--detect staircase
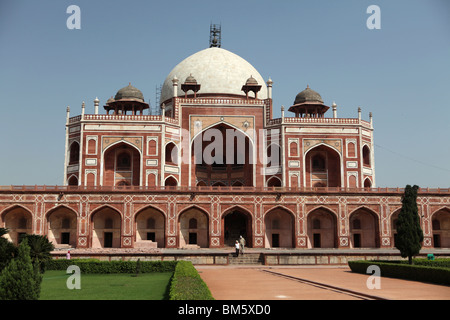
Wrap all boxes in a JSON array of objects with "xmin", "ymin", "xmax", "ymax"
[{"xmin": 228, "ymin": 253, "xmax": 263, "ymax": 265}]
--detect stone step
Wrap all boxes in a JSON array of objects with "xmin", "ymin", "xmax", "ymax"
[{"xmin": 228, "ymin": 253, "xmax": 263, "ymax": 265}]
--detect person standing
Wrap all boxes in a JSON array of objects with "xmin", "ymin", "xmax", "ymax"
[
  {"xmin": 234, "ymin": 240, "xmax": 240, "ymax": 257},
  {"xmin": 239, "ymin": 235, "xmax": 246, "ymax": 255}
]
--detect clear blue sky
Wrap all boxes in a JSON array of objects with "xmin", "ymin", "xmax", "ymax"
[{"xmin": 0, "ymin": 0, "xmax": 449, "ymax": 187}]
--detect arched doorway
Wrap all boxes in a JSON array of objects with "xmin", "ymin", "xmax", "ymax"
[
  {"xmin": 90, "ymin": 206, "xmax": 122, "ymax": 248},
  {"xmin": 46, "ymin": 206, "xmax": 78, "ymax": 248},
  {"xmin": 264, "ymin": 208, "xmax": 294, "ymax": 248},
  {"xmin": 1, "ymin": 206, "xmax": 33, "ymax": 244},
  {"xmin": 135, "ymin": 207, "xmax": 165, "ymax": 248},
  {"xmin": 391, "ymin": 210, "xmax": 400, "ymax": 247},
  {"xmin": 431, "ymin": 209, "xmax": 450, "ymax": 248},
  {"xmin": 178, "ymin": 207, "xmax": 209, "ymax": 248},
  {"xmin": 349, "ymin": 208, "xmax": 380, "ymax": 248},
  {"xmin": 307, "ymin": 208, "xmax": 337, "ymax": 248},
  {"xmin": 222, "ymin": 208, "xmax": 252, "ymax": 248}
]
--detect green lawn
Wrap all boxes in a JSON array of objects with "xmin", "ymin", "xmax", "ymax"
[{"xmin": 40, "ymin": 270, "xmax": 173, "ymax": 300}]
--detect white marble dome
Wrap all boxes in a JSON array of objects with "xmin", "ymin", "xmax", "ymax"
[{"xmin": 160, "ymin": 47, "xmax": 268, "ymax": 104}]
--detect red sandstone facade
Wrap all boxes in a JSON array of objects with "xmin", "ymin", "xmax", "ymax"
[{"xmin": 1, "ymin": 46, "xmax": 449, "ymax": 250}]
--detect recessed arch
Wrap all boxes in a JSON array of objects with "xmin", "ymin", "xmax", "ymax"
[
  {"xmin": 178, "ymin": 206, "xmax": 209, "ymax": 248},
  {"xmin": 1, "ymin": 205, "xmax": 33, "ymax": 244},
  {"xmin": 190, "ymin": 122, "xmax": 255, "ymax": 187},
  {"xmin": 134, "ymin": 205, "xmax": 166, "ymax": 248},
  {"xmin": 266, "ymin": 176, "xmax": 282, "ymax": 187},
  {"xmin": 264, "ymin": 206, "xmax": 295, "ymax": 248},
  {"xmin": 348, "ymin": 207, "xmax": 380, "ymax": 248},
  {"xmin": 102, "ymin": 140, "xmax": 142, "ymax": 187},
  {"xmin": 90, "ymin": 205, "xmax": 122, "ymax": 248},
  {"xmin": 222, "ymin": 205, "xmax": 253, "ymax": 248},
  {"xmin": 164, "ymin": 175, "xmax": 178, "ymax": 187},
  {"xmin": 430, "ymin": 207, "xmax": 450, "ymax": 248},
  {"xmin": 306, "ymin": 206, "xmax": 338, "ymax": 248},
  {"xmin": 45, "ymin": 205, "xmax": 78, "ymax": 248},
  {"xmin": 304, "ymin": 144, "xmax": 342, "ymax": 188}
]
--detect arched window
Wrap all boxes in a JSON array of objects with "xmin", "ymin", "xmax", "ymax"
[
  {"xmin": 189, "ymin": 218, "xmax": 197, "ymax": 229},
  {"xmin": 267, "ymin": 144, "xmax": 281, "ymax": 167},
  {"xmin": 68, "ymin": 176, "xmax": 78, "ymax": 186},
  {"xmin": 69, "ymin": 142, "xmax": 80, "ymax": 165},
  {"xmin": 267, "ymin": 177, "xmax": 282, "ymax": 187},
  {"xmin": 363, "ymin": 146, "xmax": 371, "ymax": 167},
  {"xmin": 165, "ymin": 176, "xmax": 178, "ymax": 187},
  {"xmin": 347, "ymin": 142, "xmax": 356, "ymax": 158},
  {"xmin": 165, "ymin": 143, "xmax": 178, "ymax": 165}
]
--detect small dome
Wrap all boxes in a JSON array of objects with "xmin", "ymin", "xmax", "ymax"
[
  {"xmin": 114, "ymin": 83, "xmax": 144, "ymax": 102},
  {"xmin": 245, "ymin": 76, "xmax": 258, "ymax": 86},
  {"xmin": 184, "ymin": 74, "xmax": 197, "ymax": 84},
  {"xmin": 293, "ymin": 85, "xmax": 324, "ymax": 105},
  {"xmin": 106, "ymin": 96, "xmax": 115, "ymax": 104}
]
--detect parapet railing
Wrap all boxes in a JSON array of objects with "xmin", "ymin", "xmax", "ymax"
[{"xmin": 1, "ymin": 185, "xmax": 449, "ymax": 194}]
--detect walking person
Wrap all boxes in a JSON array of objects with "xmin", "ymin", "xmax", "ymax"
[
  {"xmin": 234, "ymin": 240, "xmax": 240, "ymax": 257},
  {"xmin": 239, "ymin": 235, "xmax": 246, "ymax": 255}
]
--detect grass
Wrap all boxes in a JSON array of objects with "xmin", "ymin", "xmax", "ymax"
[{"xmin": 40, "ymin": 270, "xmax": 173, "ymax": 300}]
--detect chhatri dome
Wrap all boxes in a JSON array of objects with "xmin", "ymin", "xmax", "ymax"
[{"xmin": 160, "ymin": 47, "xmax": 268, "ymax": 104}]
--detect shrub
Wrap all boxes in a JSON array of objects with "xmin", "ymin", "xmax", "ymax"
[
  {"xmin": 46, "ymin": 259, "xmax": 177, "ymax": 274},
  {"xmin": 169, "ymin": 260, "xmax": 214, "ymax": 300},
  {"xmin": 0, "ymin": 240, "xmax": 42, "ymax": 300},
  {"xmin": 348, "ymin": 260, "xmax": 450, "ymax": 286}
]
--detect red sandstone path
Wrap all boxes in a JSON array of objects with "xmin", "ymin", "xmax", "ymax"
[{"xmin": 195, "ymin": 266, "xmax": 450, "ymax": 300}]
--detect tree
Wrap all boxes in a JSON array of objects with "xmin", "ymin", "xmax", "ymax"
[
  {"xmin": 0, "ymin": 228, "xmax": 16, "ymax": 272},
  {"xmin": 23, "ymin": 234, "xmax": 55, "ymax": 273},
  {"xmin": 0, "ymin": 240, "xmax": 42, "ymax": 300},
  {"xmin": 395, "ymin": 185, "xmax": 424, "ymax": 264}
]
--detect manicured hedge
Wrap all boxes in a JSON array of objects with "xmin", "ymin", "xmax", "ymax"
[
  {"xmin": 348, "ymin": 259, "xmax": 450, "ymax": 286},
  {"xmin": 169, "ymin": 260, "xmax": 214, "ymax": 300},
  {"xmin": 46, "ymin": 258, "xmax": 177, "ymax": 274}
]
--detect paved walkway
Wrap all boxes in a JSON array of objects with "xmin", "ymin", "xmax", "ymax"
[{"xmin": 196, "ymin": 266, "xmax": 450, "ymax": 300}]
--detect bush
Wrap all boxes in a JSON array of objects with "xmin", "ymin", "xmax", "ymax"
[
  {"xmin": 0, "ymin": 241, "xmax": 42, "ymax": 300},
  {"xmin": 169, "ymin": 260, "xmax": 214, "ymax": 300},
  {"xmin": 348, "ymin": 260, "xmax": 450, "ymax": 286},
  {"xmin": 46, "ymin": 259, "xmax": 177, "ymax": 274}
]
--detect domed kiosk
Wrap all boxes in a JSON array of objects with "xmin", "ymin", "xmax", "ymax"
[{"xmin": 104, "ymin": 83, "xmax": 149, "ymax": 115}]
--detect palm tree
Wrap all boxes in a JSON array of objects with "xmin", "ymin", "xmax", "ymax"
[{"xmin": 23, "ymin": 234, "xmax": 55, "ymax": 272}]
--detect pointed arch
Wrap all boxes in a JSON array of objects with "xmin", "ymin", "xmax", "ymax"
[
  {"xmin": 348, "ymin": 207, "xmax": 380, "ymax": 248},
  {"xmin": 306, "ymin": 206, "xmax": 338, "ymax": 248},
  {"xmin": 178, "ymin": 205, "xmax": 210, "ymax": 248},
  {"xmin": 222, "ymin": 205, "xmax": 253, "ymax": 248},
  {"xmin": 90, "ymin": 205, "xmax": 122, "ymax": 248},
  {"xmin": 264, "ymin": 206, "xmax": 295, "ymax": 248},
  {"xmin": 45, "ymin": 205, "xmax": 78, "ymax": 248},
  {"xmin": 1, "ymin": 205, "xmax": 33, "ymax": 244},
  {"xmin": 134, "ymin": 205, "xmax": 166, "ymax": 248},
  {"xmin": 304, "ymin": 144, "xmax": 342, "ymax": 188}
]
